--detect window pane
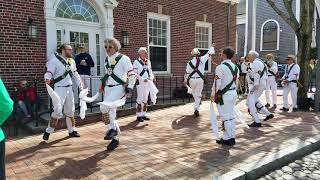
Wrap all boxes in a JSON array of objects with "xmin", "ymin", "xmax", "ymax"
[
  {"xmin": 262, "ymin": 21, "xmax": 278, "ymax": 50},
  {"xmin": 56, "ymin": 0, "xmax": 99, "ymax": 23},
  {"xmin": 150, "ymin": 46, "xmax": 167, "ymax": 71}
]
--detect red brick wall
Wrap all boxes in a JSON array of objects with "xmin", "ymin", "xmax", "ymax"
[
  {"xmin": 114, "ymin": 0, "xmax": 237, "ymax": 76},
  {"xmin": 0, "ymin": 0, "xmax": 47, "ymax": 96}
]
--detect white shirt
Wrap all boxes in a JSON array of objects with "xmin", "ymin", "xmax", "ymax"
[
  {"xmin": 214, "ymin": 59, "xmax": 238, "ymax": 92},
  {"xmin": 248, "ymin": 58, "xmax": 268, "ymax": 86},
  {"xmin": 44, "ymin": 54, "xmax": 81, "ymax": 87},
  {"xmin": 266, "ymin": 61, "xmax": 278, "ymax": 77},
  {"xmin": 282, "ymin": 63, "xmax": 300, "ymax": 81},
  {"xmin": 104, "ymin": 52, "xmax": 135, "ymax": 89},
  {"xmin": 241, "ymin": 62, "xmax": 250, "ymax": 74},
  {"xmin": 133, "ymin": 58, "xmax": 154, "ymax": 82},
  {"xmin": 185, "ymin": 47, "xmax": 215, "ymax": 78}
]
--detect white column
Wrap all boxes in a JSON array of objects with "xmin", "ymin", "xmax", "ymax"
[
  {"xmin": 244, "ymin": 0, "xmax": 249, "ymax": 55},
  {"xmin": 251, "ymin": 0, "xmax": 257, "ymax": 51},
  {"xmin": 45, "ymin": 2, "xmax": 57, "ymax": 59}
]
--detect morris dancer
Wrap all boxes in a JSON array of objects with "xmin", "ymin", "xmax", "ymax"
[
  {"xmin": 99, "ymin": 38, "xmax": 136, "ymax": 151},
  {"xmin": 246, "ymin": 50, "xmax": 274, "ymax": 127},
  {"xmin": 212, "ymin": 47, "xmax": 238, "ymax": 146},
  {"xmin": 133, "ymin": 47, "xmax": 157, "ymax": 122},
  {"xmin": 184, "ymin": 43, "xmax": 215, "ymax": 116},
  {"xmin": 280, "ymin": 55, "xmax": 300, "ymax": 112},
  {"xmin": 43, "ymin": 43, "xmax": 83, "ymax": 141}
]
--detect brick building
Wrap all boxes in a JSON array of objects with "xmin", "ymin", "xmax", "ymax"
[{"xmin": 0, "ymin": 0, "xmax": 237, "ymax": 98}]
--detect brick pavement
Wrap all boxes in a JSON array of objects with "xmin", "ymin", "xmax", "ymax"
[{"xmin": 5, "ymin": 93, "xmax": 320, "ymax": 179}]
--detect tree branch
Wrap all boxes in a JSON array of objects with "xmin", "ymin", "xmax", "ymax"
[
  {"xmin": 283, "ymin": 0, "xmax": 300, "ymax": 30},
  {"xmin": 266, "ymin": 0, "xmax": 300, "ymax": 32}
]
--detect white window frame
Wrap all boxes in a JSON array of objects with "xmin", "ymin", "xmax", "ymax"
[
  {"xmin": 195, "ymin": 21, "xmax": 213, "ymax": 72},
  {"xmin": 147, "ymin": 12, "xmax": 171, "ymax": 74},
  {"xmin": 260, "ymin": 19, "xmax": 280, "ymax": 51}
]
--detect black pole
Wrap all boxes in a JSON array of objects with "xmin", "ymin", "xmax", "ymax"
[
  {"xmin": 227, "ymin": 0, "xmax": 231, "ymax": 46},
  {"xmin": 315, "ymin": 16, "xmax": 320, "ymax": 112}
]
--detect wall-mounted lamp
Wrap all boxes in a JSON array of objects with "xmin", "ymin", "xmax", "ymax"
[
  {"xmin": 121, "ymin": 30, "xmax": 130, "ymax": 46},
  {"xmin": 28, "ymin": 17, "xmax": 38, "ymax": 39}
]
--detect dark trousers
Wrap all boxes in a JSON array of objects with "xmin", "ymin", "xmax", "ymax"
[{"xmin": 0, "ymin": 139, "xmax": 5, "ymax": 180}]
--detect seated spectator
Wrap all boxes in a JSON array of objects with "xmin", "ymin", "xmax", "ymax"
[{"xmin": 13, "ymin": 79, "xmax": 38, "ymax": 122}]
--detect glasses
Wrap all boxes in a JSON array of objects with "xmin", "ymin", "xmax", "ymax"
[{"xmin": 105, "ymin": 46, "xmax": 114, "ymax": 49}]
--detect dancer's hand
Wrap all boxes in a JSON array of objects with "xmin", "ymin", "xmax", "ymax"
[{"xmin": 45, "ymin": 79, "xmax": 52, "ymax": 85}]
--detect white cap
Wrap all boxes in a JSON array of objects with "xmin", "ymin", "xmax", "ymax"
[
  {"xmin": 138, "ymin": 47, "xmax": 147, "ymax": 53},
  {"xmin": 191, "ymin": 48, "xmax": 200, "ymax": 56}
]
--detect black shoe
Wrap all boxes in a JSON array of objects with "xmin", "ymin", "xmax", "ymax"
[
  {"xmin": 265, "ymin": 103, "xmax": 271, "ymax": 108},
  {"xmin": 264, "ymin": 114, "xmax": 274, "ymax": 121},
  {"xmin": 248, "ymin": 122, "xmax": 262, "ymax": 127},
  {"xmin": 142, "ymin": 116, "xmax": 150, "ymax": 121},
  {"xmin": 280, "ymin": 107, "xmax": 289, "ymax": 111},
  {"xmin": 107, "ymin": 139, "xmax": 119, "ymax": 151},
  {"xmin": 216, "ymin": 138, "xmax": 233, "ymax": 146},
  {"xmin": 292, "ymin": 108, "xmax": 298, "ymax": 112},
  {"xmin": 69, "ymin": 131, "xmax": 80, "ymax": 138},
  {"xmin": 43, "ymin": 132, "xmax": 50, "ymax": 141},
  {"xmin": 194, "ymin": 110, "xmax": 200, "ymax": 117},
  {"xmin": 136, "ymin": 117, "xmax": 144, "ymax": 122},
  {"xmin": 104, "ymin": 129, "xmax": 117, "ymax": 140},
  {"xmin": 272, "ymin": 105, "xmax": 277, "ymax": 109},
  {"xmin": 230, "ymin": 138, "xmax": 236, "ymax": 145}
]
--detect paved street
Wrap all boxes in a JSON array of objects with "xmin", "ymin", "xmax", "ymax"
[
  {"xmin": 5, "ymin": 93, "xmax": 320, "ymax": 179},
  {"xmin": 259, "ymin": 150, "xmax": 320, "ymax": 180}
]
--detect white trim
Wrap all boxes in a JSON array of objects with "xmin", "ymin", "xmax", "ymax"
[
  {"xmin": 260, "ymin": 19, "xmax": 280, "ymax": 51},
  {"xmin": 195, "ymin": 21, "xmax": 213, "ymax": 72},
  {"xmin": 251, "ymin": 0, "xmax": 257, "ymax": 51},
  {"xmin": 244, "ymin": 0, "xmax": 248, "ymax": 56},
  {"xmin": 147, "ymin": 12, "xmax": 171, "ymax": 74}
]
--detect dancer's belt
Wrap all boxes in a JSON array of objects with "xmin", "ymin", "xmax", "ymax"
[
  {"xmin": 106, "ymin": 84, "xmax": 122, "ymax": 87},
  {"xmin": 56, "ymin": 84, "xmax": 72, "ymax": 87},
  {"xmin": 223, "ymin": 118, "xmax": 235, "ymax": 122},
  {"xmin": 190, "ymin": 77, "xmax": 201, "ymax": 79},
  {"xmin": 289, "ymin": 80, "xmax": 297, "ymax": 83}
]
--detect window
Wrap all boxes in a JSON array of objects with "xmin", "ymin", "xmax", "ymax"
[
  {"xmin": 96, "ymin": 34, "xmax": 101, "ymax": 76},
  {"xmin": 148, "ymin": 13, "xmax": 170, "ymax": 73},
  {"xmin": 195, "ymin": 21, "xmax": 212, "ymax": 72},
  {"xmin": 261, "ymin": 20, "xmax": 280, "ymax": 51},
  {"xmin": 56, "ymin": 30, "xmax": 62, "ymax": 47},
  {"xmin": 56, "ymin": 0, "xmax": 99, "ymax": 23}
]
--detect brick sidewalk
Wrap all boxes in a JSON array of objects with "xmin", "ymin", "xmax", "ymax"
[{"xmin": 5, "ymin": 94, "xmax": 320, "ymax": 179}]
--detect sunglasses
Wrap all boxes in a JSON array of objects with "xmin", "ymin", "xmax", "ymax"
[{"xmin": 105, "ymin": 46, "xmax": 114, "ymax": 49}]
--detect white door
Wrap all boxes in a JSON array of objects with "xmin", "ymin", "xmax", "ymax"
[{"xmin": 56, "ymin": 24, "xmax": 104, "ymax": 103}]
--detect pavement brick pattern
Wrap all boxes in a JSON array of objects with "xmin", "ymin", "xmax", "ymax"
[
  {"xmin": 5, "ymin": 93, "xmax": 320, "ymax": 179},
  {"xmin": 259, "ymin": 150, "xmax": 320, "ymax": 180}
]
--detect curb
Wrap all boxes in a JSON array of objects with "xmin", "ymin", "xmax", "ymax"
[{"xmin": 216, "ymin": 134, "xmax": 320, "ymax": 180}]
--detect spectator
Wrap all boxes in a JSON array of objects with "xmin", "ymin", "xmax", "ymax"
[
  {"xmin": 0, "ymin": 78, "xmax": 14, "ymax": 179},
  {"xmin": 75, "ymin": 46, "xmax": 94, "ymax": 89},
  {"xmin": 15, "ymin": 80, "xmax": 32, "ymax": 119},
  {"xmin": 308, "ymin": 59, "xmax": 316, "ymax": 92},
  {"xmin": 238, "ymin": 57, "xmax": 246, "ymax": 94}
]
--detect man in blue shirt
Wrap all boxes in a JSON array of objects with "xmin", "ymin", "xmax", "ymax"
[{"xmin": 75, "ymin": 46, "xmax": 94, "ymax": 89}]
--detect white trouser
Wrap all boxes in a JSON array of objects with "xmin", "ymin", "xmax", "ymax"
[
  {"xmin": 46, "ymin": 86, "xmax": 76, "ymax": 134},
  {"xmin": 265, "ymin": 76, "xmax": 277, "ymax": 105},
  {"xmin": 136, "ymin": 82, "xmax": 150, "ymax": 117},
  {"xmin": 80, "ymin": 75, "xmax": 90, "ymax": 90},
  {"xmin": 283, "ymin": 82, "xmax": 298, "ymax": 109},
  {"xmin": 189, "ymin": 78, "xmax": 204, "ymax": 111},
  {"xmin": 100, "ymin": 85, "xmax": 125, "ymax": 134},
  {"xmin": 247, "ymin": 81, "xmax": 271, "ymax": 123},
  {"xmin": 218, "ymin": 90, "xmax": 237, "ymax": 140}
]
